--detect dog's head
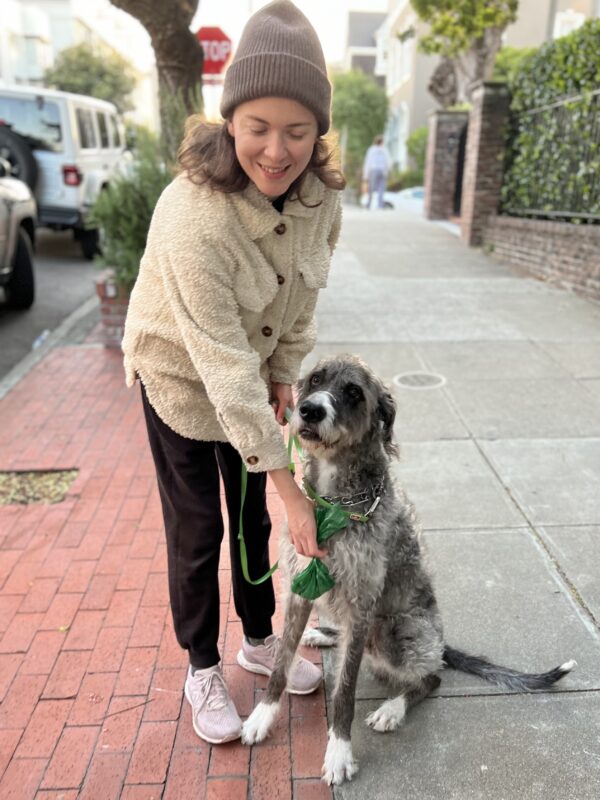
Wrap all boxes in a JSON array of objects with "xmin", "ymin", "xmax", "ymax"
[{"xmin": 291, "ymin": 355, "xmax": 398, "ymax": 459}]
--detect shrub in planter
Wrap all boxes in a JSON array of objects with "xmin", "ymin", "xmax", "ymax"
[{"xmin": 89, "ymin": 136, "xmax": 173, "ymax": 346}]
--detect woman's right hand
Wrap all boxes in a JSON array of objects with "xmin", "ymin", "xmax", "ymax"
[
  {"xmin": 269, "ymin": 467, "xmax": 327, "ymax": 559},
  {"xmin": 285, "ymin": 492, "xmax": 327, "ymax": 559}
]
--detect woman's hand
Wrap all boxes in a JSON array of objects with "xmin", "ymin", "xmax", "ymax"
[
  {"xmin": 268, "ymin": 467, "xmax": 327, "ymax": 559},
  {"xmin": 270, "ymin": 382, "xmax": 294, "ymax": 426},
  {"xmin": 286, "ymin": 492, "xmax": 327, "ymax": 559}
]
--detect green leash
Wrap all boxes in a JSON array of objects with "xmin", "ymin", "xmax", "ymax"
[{"xmin": 238, "ymin": 409, "xmax": 370, "ymax": 600}]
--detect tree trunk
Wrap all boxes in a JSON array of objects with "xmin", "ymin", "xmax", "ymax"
[
  {"xmin": 110, "ymin": 0, "xmax": 204, "ymax": 156},
  {"xmin": 454, "ymin": 26, "xmax": 504, "ymax": 102}
]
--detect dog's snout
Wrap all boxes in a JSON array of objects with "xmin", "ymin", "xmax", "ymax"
[{"xmin": 299, "ymin": 400, "xmax": 326, "ymax": 424}]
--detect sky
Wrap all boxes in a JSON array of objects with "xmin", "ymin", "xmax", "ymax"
[{"xmin": 191, "ymin": 0, "xmax": 388, "ymax": 66}]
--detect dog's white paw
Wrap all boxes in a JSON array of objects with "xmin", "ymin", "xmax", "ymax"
[
  {"xmin": 241, "ymin": 701, "xmax": 279, "ymax": 745},
  {"xmin": 301, "ymin": 627, "xmax": 337, "ymax": 648},
  {"xmin": 366, "ymin": 696, "xmax": 407, "ymax": 732},
  {"xmin": 321, "ymin": 733, "xmax": 358, "ymax": 785}
]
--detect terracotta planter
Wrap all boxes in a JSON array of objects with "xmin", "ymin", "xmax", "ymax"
[{"xmin": 95, "ymin": 268, "xmax": 133, "ymax": 348}]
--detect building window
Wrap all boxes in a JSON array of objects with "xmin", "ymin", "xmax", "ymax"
[{"xmin": 553, "ymin": 10, "xmax": 585, "ymax": 38}]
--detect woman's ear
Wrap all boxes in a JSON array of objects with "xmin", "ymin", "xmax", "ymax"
[
  {"xmin": 226, "ymin": 119, "xmax": 235, "ymax": 138},
  {"xmin": 377, "ymin": 384, "xmax": 398, "ymax": 458}
]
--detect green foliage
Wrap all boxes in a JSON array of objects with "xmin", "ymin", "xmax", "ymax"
[
  {"xmin": 502, "ymin": 20, "xmax": 600, "ymax": 221},
  {"xmin": 89, "ymin": 136, "xmax": 173, "ymax": 285},
  {"xmin": 493, "ymin": 46, "xmax": 537, "ymax": 84},
  {"xmin": 332, "ymin": 70, "xmax": 388, "ymax": 189},
  {"xmin": 412, "ymin": 0, "xmax": 518, "ymax": 57},
  {"xmin": 387, "ymin": 168, "xmax": 424, "ymax": 193},
  {"xmin": 44, "ymin": 44, "xmax": 136, "ymax": 113},
  {"xmin": 406, "ymin": 126, "xmax": 428, "ymax": 172}
]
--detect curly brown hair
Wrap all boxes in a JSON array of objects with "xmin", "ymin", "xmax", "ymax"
[{"xmin": 177, "ymin": 116, "xmax": 345, "ymax": 206}]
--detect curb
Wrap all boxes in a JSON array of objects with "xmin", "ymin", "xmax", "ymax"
[{"xmin": 0, "ymin": 294, "xmax": 100, "ymax": 402}]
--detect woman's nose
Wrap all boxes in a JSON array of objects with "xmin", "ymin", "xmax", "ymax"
[{"xmin": 263, "ymin": 133, "xmax": 287, "ymax": 162}]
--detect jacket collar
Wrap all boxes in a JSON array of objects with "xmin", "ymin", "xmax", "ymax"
[{"xmin": 231, "ymin": 172, "xmax": 325, "ymax": 241}]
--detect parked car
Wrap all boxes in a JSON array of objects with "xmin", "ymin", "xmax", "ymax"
[
  {"xmin": 0, "ymin": 85, "xmax": 129, "ymax": 259},
  {"xmin": 360, "ymin": 185, "xmax": 425, "ymax": 210},
  {"xmin": 0, "ymin": 160, "xmax": 37, "ymax": 309}
]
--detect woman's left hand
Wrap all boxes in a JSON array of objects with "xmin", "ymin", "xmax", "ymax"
[{"xmin": 270, "ymin": 382, "xmax": 294, "ymax": 426}]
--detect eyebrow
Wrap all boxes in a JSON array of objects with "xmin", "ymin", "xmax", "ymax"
[{"xmin": 244, "ymin": 115, "xmax": 313, "ymax": 129}]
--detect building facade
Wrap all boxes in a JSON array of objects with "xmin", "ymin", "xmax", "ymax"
[
  {"xmin": 0, "ymin": 0, "xmax": 159, "ymax": 130},
  {"xmin": 372, "ymin": 0, "xmax": 600, "ymax": 172}
]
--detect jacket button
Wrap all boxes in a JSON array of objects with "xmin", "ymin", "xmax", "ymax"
[
  {"xmin": 274, "ymin": 223, "xmax": 286, "ymax": 235},
  {"xmin": 247, "ymin": 455, "xmax": 259, "ymax": 465},
  {"xmin": 277, "ymin": 274, "xmax": 285, "ymax": 285},
  {"xmin": 261, "ymin": 326, "xmax": 273, "ymax": 337}
]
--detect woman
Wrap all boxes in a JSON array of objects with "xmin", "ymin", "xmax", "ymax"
[{"xmin": 122, "ymin": 0, "xmax": 344, "ymax": 744}]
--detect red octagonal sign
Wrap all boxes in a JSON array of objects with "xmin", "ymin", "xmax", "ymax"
[{"xmin": 196, "ymin": 26, "xmax": 232, "ymax": 75}]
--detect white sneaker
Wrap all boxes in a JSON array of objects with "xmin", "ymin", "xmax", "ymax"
[{"xmin": 184, "ymin": 664, "xmax": 242, "ymax": 744}]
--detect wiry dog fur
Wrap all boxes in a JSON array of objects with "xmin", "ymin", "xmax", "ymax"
[{"xmin": 242, "ymin": 355, "xmax": 576, "ymax": 785}]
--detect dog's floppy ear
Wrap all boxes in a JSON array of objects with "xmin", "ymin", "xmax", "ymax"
[{"xmin": 377, "ymin": 385, "xmax": 398, "ymax": 458}]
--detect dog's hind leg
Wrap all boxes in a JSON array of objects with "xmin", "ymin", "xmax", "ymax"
[
  {"xmin": 366, "ymin": 673, "xmax": 441, "ymax": 732},
  {"xmin": 322, "ymin": 618, "xmax": 369, "ymax": 785},
  {"xmin": 242, "ymin": 593, "xmax": 312, "ymax": 745}
]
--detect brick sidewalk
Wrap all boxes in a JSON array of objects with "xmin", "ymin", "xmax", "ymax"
[{"xmin": 0, "ymin": 345, "xmax": 331, "ymax": 800}]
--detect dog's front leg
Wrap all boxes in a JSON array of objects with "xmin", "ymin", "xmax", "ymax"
[
  {"xmin": 322, "ymin": 618, "xmax": 369, "ymax": 785},
  {"xmin": 242, "ymin": 592, "xmax": 312, "ymax": 745}
]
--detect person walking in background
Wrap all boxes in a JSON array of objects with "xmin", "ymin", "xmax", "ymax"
[
  {"xmin": 363, "ymin": 134, "xmax": 390, "ymax": 209},
  {"xmin": 122, "ymin": 0, "xmax": 344, "ymax": 746}
]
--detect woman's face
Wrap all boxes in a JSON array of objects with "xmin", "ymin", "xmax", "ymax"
[{"xmin": 227, "ymin": 97, "xmax": 318, "ymax": 197}]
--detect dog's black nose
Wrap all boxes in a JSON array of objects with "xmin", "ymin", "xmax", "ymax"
[{"xmin": 299, "ymin": 400, "xmax": 326, "ymax": 423}]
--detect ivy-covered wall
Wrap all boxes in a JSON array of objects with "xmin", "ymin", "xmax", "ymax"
[{"xmin": 501, "ymin": 20, "xmax": 600, "ymax": 222}]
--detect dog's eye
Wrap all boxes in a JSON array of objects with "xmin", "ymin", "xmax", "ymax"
[
  {"xmin": 345, "ymin": 384, "xmax": 363, "ymax": 401},
  {"xmin": 310, "ymin": 374, "xmax": 321, "ymax": 387}
]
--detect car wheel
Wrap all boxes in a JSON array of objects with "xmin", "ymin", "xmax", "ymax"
[
  {"xmin": 0, "ymin": 128, "xmax": 38, "ymax": 190},
  {"xmin": 5, "ymin": 229, "xmax": 35, "ymax": 310},
  {"xmin": 78, "ymin": 228, "xmax": 100, "ymax": 260}
]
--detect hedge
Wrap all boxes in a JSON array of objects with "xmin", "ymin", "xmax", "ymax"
[{"xmin": 501, "ymin": 19, "xmax": 600, "ymax": 221}]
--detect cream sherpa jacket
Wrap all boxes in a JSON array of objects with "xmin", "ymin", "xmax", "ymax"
[{"xmin": 122, "ymin": 171, "xmax": 342, "ymax": 473}]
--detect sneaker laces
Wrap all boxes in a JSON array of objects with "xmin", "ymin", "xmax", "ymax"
[
  {"xmin": 262, "ymin": 634, "xmax": 281, "ymax": 663},
  {"xmin": 188, "ymin": 669, "xmax": 230, "ymax": 712}
]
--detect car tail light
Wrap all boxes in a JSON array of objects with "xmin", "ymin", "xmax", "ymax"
[{"xmin": 62, "ymin": 165, "xmax": 83, "ymax": 186}]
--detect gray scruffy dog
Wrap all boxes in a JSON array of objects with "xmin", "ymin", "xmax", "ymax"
[{"xmin": 242, "ymin": 355, "xmax": 576, "ymax": 785}]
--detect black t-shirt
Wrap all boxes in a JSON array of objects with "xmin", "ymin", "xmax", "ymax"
[{"xmin": 272, "ymin": 192, "xmax": 287, "ymax": 213}]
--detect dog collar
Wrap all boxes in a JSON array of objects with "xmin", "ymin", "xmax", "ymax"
[{"xmin": 309, "ymin": 480, "xmax": 385, "ymax": 522}]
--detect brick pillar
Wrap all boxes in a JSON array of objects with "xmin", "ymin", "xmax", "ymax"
[
  {"xmin": 460, "ymin": 81, "xmax": 511, "ymax": 246},
  {"xmin": 424, "ymin": 110, "xmax": 469, "ymax": 220},
  {"xmin": 95, "ymin": 269, "xmax": 131, "ymax": 348}
]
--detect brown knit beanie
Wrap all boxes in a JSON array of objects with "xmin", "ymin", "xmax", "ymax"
[{"xmin": 220, "ymin": 0, "xmax": 331, "ymax": 135}]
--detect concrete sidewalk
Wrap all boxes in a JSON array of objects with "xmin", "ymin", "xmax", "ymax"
[{"xmin": 0, "ymin": 204, "xmax": 599, "ymax": 799}]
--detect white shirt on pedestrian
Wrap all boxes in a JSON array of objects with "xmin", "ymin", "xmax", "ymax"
[{"xmin": 363, "ymin": 144, "xmax": 390, "ymax": 179}]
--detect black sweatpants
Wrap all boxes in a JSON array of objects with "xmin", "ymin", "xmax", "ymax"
[{"xmin": 141, "ymin": 385, "xmax": 275, "ymax": 669}]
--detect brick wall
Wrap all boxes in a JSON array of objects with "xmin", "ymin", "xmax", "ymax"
[
  {"xmin": 461, "ymin": 82, "xmax": 511, "ymax": 246},
  {"xmin": 483, "ymin": 215, "xmax": 600, "ymax": 303},
  {"xmin": 424, "ymin": 110, "xmax": 469, "ymax": 220}
]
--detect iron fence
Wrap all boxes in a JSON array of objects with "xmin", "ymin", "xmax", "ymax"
[{"xmin": 501, "ymin": 87, "xmax": 600, "ymax": 223}]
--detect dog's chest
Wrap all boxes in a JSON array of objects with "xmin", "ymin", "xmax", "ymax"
[{"xmin": 321, "ymin": 524, "xmax": 388, "ymax": 613}]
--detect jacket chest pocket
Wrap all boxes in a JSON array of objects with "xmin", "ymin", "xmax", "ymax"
[{"xmin": 296, "ymin": 246, "xmax": 330, "ymax": 290}]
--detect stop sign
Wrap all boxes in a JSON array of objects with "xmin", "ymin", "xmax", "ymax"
[{"xmin": 196, "ymin": 27, "xmax": 232, "ymax": 75}]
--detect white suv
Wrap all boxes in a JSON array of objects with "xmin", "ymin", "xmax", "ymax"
[{"xmin": 0, "ymin": 85, "xmax": 129, "ymax": 259}]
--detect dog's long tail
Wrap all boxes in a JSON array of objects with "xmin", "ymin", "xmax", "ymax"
[{"xmin": 443, "ymin": 645, "xmax": 576, "ymax": 692}]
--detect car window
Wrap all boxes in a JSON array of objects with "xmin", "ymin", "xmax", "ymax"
[
  {"xmin": 109, "ymin": 116, "xmax": 122, "ymax": 148},
  {"xmin": 97, "ymin": 112, "xmax": 110, "ymax": 148},
  {"xmin": 76, "ymin": 108, "xmax": 97, "ymax": 149},
  {"xmin": 0, "ymin": 95, "xmax": 63, "ymax": 152}
]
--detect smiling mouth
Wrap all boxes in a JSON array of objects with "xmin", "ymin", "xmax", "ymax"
[{"xmin": 258, "ymin": 163, "xmax": 290, "ymax": 178}]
